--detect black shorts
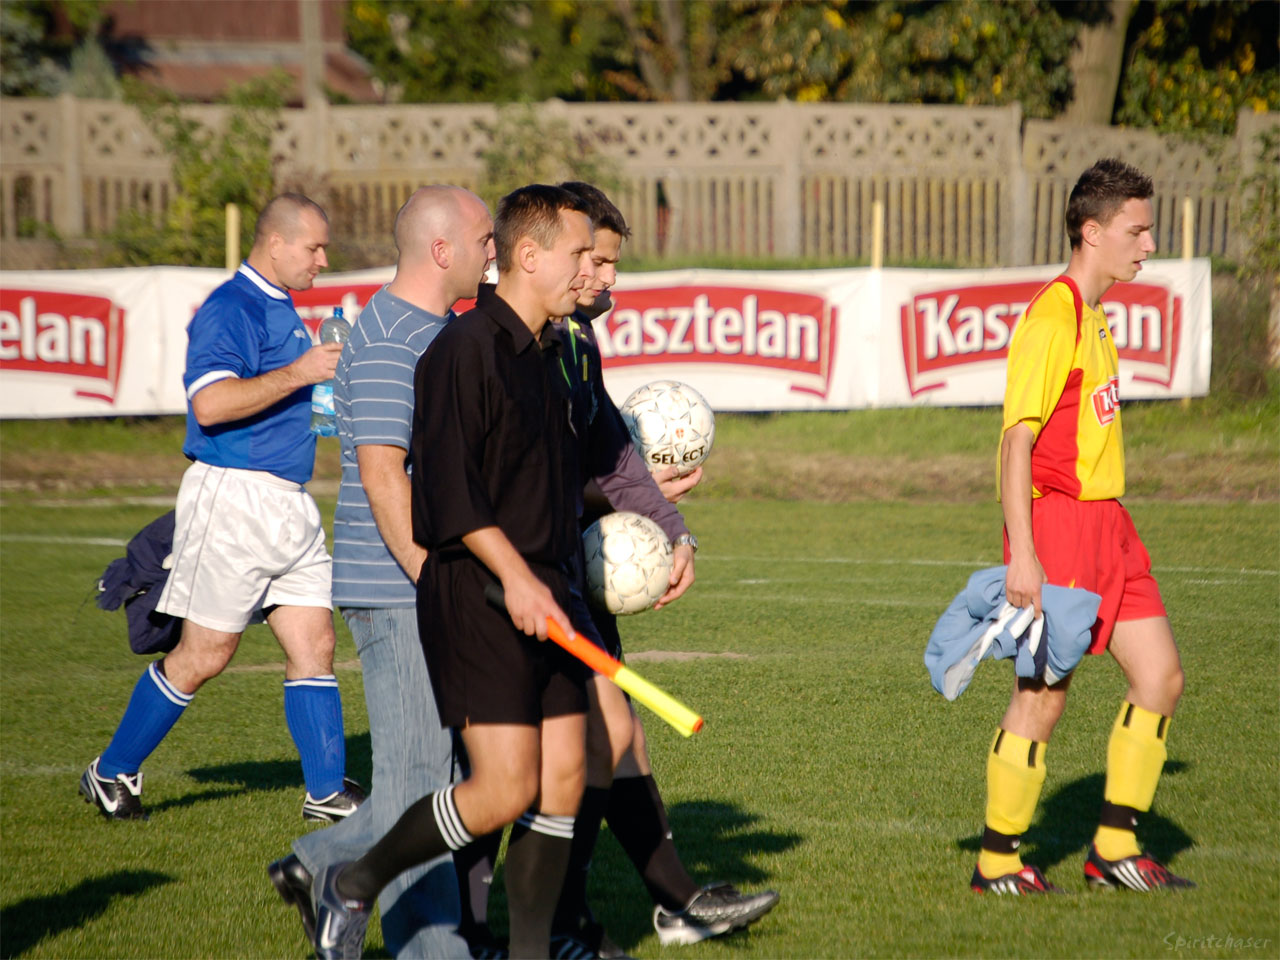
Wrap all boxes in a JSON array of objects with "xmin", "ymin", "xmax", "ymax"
[
  {"xmin": 418, "ymin": 553, "xmax": 589, "ymax": 727},
  {"xmin": 566, "ymin": 548, "xmax": 623, "ymax": 659}
]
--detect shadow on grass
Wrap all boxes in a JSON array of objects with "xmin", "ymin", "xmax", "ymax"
[
  {"xmin": 0, "ymin": 869, "xmax": 173, "ymax": 957},
  {"xmin": 180, "ymin": 732, "xmax": 373, "ymax": 801},
  {"xmin": 956, "ymin": 762, "xmax": 1194, "ymax": 872},
  {"xmin": 571, "ymin": 798, "xmax": 799, "ymax": 951}
]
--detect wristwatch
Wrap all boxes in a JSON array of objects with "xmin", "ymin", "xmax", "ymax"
[{"xmin": 673, "ymin": 533, "xmax": 698, "ymax": 553}]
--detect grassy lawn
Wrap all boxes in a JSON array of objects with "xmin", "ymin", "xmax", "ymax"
[
  {"xmin": 1, "ymin": 393, "xmax": 1276, "ymax": 502},
  {"xmin": 1, "ymin": 487, "xmax": 1276, "ymax": 957}
]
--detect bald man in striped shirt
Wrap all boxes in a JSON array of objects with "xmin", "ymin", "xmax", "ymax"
[{"xmin": 270, "ymin": 185, "xmax": 495, "ymax": 958}]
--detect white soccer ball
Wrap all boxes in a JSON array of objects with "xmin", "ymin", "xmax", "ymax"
[
  {"xmin": 583, "ymin": 511, "xmax": 674, "ymax": 616},
  {"xmin": 619, "ymin": 380, "xmax": 715, "ymax": 476}
]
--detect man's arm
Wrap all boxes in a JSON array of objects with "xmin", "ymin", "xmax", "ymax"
[
  {"xmin": 357, "ymin": 443, "xmax": 428, "ymax": 583},
  {"xmin": 1001, "ymin": 422, "xmax": 1046, "ymax": 617},
  {"xmin": 590, "ymin": 400, "xmax": 696, "ymax": 606},
  {"xmin": 191, "ymin": 342, "xmax": 343, "ymax": 426},
  {"xmin": 462, "ymin": 526, "xmax": 571, "ymax": 641}
]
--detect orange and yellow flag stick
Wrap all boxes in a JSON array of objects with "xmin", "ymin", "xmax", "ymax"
[
  {"xmin": 485, "ymin": 584, "xmax": 704, "ymax": 737},
  {"xmin": 544, "ymin": 617, "xmax": 704, "ymax": 737}
]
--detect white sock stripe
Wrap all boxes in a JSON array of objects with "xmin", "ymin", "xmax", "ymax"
[
  {"xmin": 517, "ymin": 811, "xmax": 576, "ymax": 840},
  {"xmin": 283, "ymin": 675, "xmax": 339, "ymax": 688},
  {"xmin": 433, "ymin": 786, "xmax": 473, "ymax": 850},
  {"xmin": 148, "ymin": 662, "xmax": 193, "ymax": 706}
]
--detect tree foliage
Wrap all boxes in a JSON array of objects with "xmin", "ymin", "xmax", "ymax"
[
  {"xmin": 718, "ymin": 0, "xmax": 1079, "ymax": 115},
  {"xmin": 345, "ymin": 0, "xmax": 617, "ymax": 103},
  {"xmin": 0, "ymin": 0, "xmax": 112, "ymax": 96},
  {"xmin": 343, "ymin": 0, "xmax": 1276, "ymax": 136},
  {"xmin": 106, "ymin": 73, "xmax": 287, "ymax": 267},
  {"xmin": 1116, "ymin": 1, "xmax": 1279, "ymax": 134}
]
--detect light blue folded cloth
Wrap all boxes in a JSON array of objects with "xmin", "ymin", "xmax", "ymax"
[{"xmin": 924, "ymin": 565, "xmax": 1101, "ymax": 700}]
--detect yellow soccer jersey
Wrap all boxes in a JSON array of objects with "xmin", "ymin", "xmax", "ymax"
[{"xmin": 999, "ymin": 276, "xmax": 1124, "ymax": 501}]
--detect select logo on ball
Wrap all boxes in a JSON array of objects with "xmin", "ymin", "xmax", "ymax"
[{"xmin": 620, "ymin": 380, "xmax": 716, "ymax": 477}]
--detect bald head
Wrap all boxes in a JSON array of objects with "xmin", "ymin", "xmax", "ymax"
[
  {"xmin": 387, "ymin": 185, "xmax": 494, "ymax": 313},
  {"xmin": 394, "ymin": 186, "xmax": 476, "ymax": 259},
  {"xmin": 253, "ymin": 193, "xmax": 328, "ymax": 248}
]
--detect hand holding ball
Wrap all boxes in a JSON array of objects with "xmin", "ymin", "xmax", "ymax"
[
  {"xmin": 619, "ymin": 380, "xmax": 715, "ymax": 476},
  {"xmin": 583, "ymin": 511, "xmax": 673, "ymax": 615}
]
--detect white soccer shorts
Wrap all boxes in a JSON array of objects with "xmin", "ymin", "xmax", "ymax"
[{"xmin": 156, "ymin": 461, "xmax": 333, "ymax": 633}]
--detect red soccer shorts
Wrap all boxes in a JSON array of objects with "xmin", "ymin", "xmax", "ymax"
[{"xmin": 1003, "ymin": 491, "xmax": 1167, "ymax": 654}]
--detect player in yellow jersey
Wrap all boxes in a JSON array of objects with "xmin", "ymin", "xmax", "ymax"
[{"xmin": 971, "ymin": 158, "xmax": 1195, "ymax": 894}]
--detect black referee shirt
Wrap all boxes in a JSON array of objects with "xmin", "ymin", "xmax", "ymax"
[{"xmin": 410, "ymin": 284, "xmax": 576, "ymax": 567}]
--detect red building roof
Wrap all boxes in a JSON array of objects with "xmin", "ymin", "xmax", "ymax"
[{"xmin": 99, "ymin": 0, "xmax": 380, "ymax": 104}]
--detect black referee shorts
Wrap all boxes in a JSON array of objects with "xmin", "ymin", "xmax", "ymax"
[
  {"xmin": 418, "ymin": 553, "xmax": 589, "ymax": 728},
  {"xmin": 566, "ymin": 546, "xmax": 623, "ymax": 659}
]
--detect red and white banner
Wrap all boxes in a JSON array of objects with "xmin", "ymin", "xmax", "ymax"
[
  {"xmin": 881, "ymin": 261, "xmax": 1209, "ymax": 407},
  {"xmin": 0, "ymin": 260, "xmax": 1210, "ymax": 417}
]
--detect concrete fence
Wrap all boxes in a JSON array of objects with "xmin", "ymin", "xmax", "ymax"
[{"xmin": 1, "ymin": 95, "xmax": 1275, "ymax": 266}]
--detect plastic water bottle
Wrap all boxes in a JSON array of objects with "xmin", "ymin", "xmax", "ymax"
[{"xmin": 310, "ymin": 307, "xmax": 349, "ymax": 437}]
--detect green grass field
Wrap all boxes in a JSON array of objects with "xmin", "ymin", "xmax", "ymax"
[{"xmin": 1, "ymin": 407, "xmax": 1278, "ymax": 958}]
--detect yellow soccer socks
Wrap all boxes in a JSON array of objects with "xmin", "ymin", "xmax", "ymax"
[
  {"xmin": 978, "ymin": 728, "xmax": 1048, "ymax": 878},
  {"xmin": 1094, "ymin": 701, "xmax": 1170, "ymax": 861}
]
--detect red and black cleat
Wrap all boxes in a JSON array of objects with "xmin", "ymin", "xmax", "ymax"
[
  {"xmin": 1084, "ymin": 845, "xmax": 1195, "ymax": 891},
  {"xmin": 970, "ymin": 864, "xmax": 1065, "ymax": 895}
]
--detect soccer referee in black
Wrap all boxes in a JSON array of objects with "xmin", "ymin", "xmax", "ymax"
[{"xmin": 306, "ymin": 184, "xmax": 598, "ymax": 960}]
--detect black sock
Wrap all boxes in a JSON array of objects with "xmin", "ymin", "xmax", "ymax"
[
  {"xmin": 553, "ymin": 785, "xmax": 610, "ymax": 932},
  {"xmin": 504, "ymin": 811, "xmax": 575, "ymax": 959},
  {"xmin": 606, "ymin": 774, "xmax": 699, "ymax": 911},
  {"xmin": 338, "ymin": 786, "xmax": 473, "ymax": 902},
  {"xmin": 454, "ymin": 828, "xmax": 503, "ymax": 934}
]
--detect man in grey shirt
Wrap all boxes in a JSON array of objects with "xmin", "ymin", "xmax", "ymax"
[{"xmin": 269, "ymin": 185, "xmax": 494, "ymax": 958}]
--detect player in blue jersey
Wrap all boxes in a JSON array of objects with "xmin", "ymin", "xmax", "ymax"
[{"xmin": 80, "ymin": 193, "xmax": 365, "ymax": 823}]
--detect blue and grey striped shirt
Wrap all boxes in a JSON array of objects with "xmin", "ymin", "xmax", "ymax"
[{"xmin": 332, "ymin": 286, "xmax": 449, "ymax": 608}]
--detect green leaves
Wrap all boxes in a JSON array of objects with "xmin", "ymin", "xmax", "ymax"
[{"xmin": 106, "ymin": 73, "xmax": 287, "ymax": 267}]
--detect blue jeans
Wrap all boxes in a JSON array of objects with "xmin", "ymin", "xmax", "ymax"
[{"xmin": 293, "ymin": 607, "xmax": 468, "ymax": 959}]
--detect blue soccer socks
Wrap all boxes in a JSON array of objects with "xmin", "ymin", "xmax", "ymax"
[
  {"xmin": 284, "ymin": 675, "xmax": 346, "ymax": 799},
  {"xmin": 98, "ymin": 661, "xmax": 193, "ymax": 778}
]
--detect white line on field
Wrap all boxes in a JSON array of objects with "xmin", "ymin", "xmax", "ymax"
[
  {"xmin": 4, "ymin": 537, "xmax": 1276, "ymax": 578},
  {"xmin": 1, "ymin": 534, "xmax": 127, "ymax": 547},
  {"xmin": 706, "ymin": 554, "xmax": 1279, "ymax": 577},
  {"xmin": 697, "ymin": 591, "xmax": 940, "ymax": 607},
  {"xmin": 709, "ymin": 554, "xmax": 994, "ymax": 568}
]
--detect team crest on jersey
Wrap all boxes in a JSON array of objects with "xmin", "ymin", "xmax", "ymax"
[{"xmin": 1092, "ymin": 376, "xmax": 1121, "ymax": 425}]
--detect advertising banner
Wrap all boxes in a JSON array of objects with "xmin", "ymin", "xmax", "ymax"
[
  {"xmin": 879, "ymin": 258, "xmax": 1212, "ymax": 407},
  {"xmin": 0, "ymin": 259, "xmax": 1210, "ymax": 418},
  {"xmin": 595, "ymin": 269, "xmax": 877, "ymax": 410}
]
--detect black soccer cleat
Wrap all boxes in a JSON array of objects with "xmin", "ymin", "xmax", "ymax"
[
  {"xmin": 313, "ymin": 862, "xmax": 371, "ymax": 960},
  {"xmin": 268, "ymin": 853, "xmax": 317, "ymax": 945},
  {"xmin": 653, "ymin": 883, "xmax": 780, "ymax": 946},
  {"xmin": 1084, "ymin": 844, "xmax": 1196, "ymax": 891},
  {"xmin": 459, "ymin": 923, "xmax": 508, "ymax": 960},
  {"xmin": 303, "ymin": 777, "xmax": 367, "ymax": 822},
  {"xmin": 970, "ymin": 863, "xmax": 1064, "ymax": 895},
  {"xmin": 79, "ymin": 757, "xmax": 148, "ymax": 820},
  {"xmin": 550, "ymin": 917, "xmax": 631, "ymax": 959}
]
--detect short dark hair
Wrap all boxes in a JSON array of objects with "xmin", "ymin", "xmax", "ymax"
[
  {"xmin": 493, "ymin": 184, "xmax": 591, "ymax": 272},
  {"xmin": 253, "ymin": 192, "xmax": 328, "ymax": 245},
  {"xmin": 1065, "ymin": 159, "xmax": 1154, "ymax": 249},
  {"xmin": 558, "ymin": 181, "xmax": 631, "ymax": 239}
]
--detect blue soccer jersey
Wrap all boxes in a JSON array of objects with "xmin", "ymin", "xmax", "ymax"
[
  {"xmin": 331, "ymin": 286, "xmax": 450, "ymax": 608},
  {"xmin": 182, "ymin": 263, "xmax": 316, "ymax": 484}
]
